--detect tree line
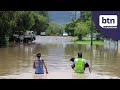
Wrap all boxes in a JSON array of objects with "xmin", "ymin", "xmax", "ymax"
[
  {"xmin": 0, "ymin": 11, "xmax": 103, "ymax": 47},
  {"xmin": 0, "ymin": 11, "xmax": 49, "ymax": 47},
  {"xmin": 64, "ymin": 11, "xmax": 103, "ymax": 40}
]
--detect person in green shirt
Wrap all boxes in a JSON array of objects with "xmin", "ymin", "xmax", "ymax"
[{"xmin": 70, "ymin": 52, "xmax": 91, "ymax": 73}]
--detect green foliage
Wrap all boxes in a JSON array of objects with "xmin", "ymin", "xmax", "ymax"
[
  {"xmin": 45, "ymin": 22, "xmax": 64, "ymax": 36},
  {"xmin": 15, "ymin": 11, "xmax": 35, "ymax": 33},
  {"xmin": 74, "ymin": 40, "xmax": 104, "ymax": 45},
  {"xmin": 0, "ymin": 11, "xmax": 19, "ymax": 46},
  {"xmin": 65, "ymin": 20, "xmax": 77, "ymax": 36},
  {"xmin": 80, "ymin": 11, "xmax": 91, "ymax": 22},
  {"xmin": 75, "ymin": 22, "xmax": 89, "ymax": 35},
  {"xmin": 80, "ymin": 11, "xmax": 99, "ymax": 33},
  {"xmin": 34, "ymin": 11, "xmax": 48, "ymax": 17},
  {"xmin": 74, "ymin": 22, "xmax": 90, "ymax": 40},
  {"xmin": 0, "ymin": 11, "xmax": 49, "ymax": 47},
  {"xmin": 65, "ymin": 11, "xmax": 101, "ymax": 40},
  {"xmin": 38, "ymin": 11, "xmax": 48, "ymax": 17},
  {"xmin": 31, "ymin": 12, "xmax": 48, "ymax": 35}
]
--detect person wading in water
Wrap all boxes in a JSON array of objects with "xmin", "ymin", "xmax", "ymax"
[
  {"xmin": 70, "ymin": 52, "xmax": 91, "ymax": 73},
  {"xmin": 33, "ymin": 53, "xmax": 48, "ymax": 74}
]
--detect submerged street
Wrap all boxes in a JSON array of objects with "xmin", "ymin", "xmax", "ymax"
[{"xmin": 0, "ymin": 36, "xmax": 120, "ymax": 79}]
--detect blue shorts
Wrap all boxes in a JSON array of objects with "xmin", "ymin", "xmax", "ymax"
[{"xmin": 35, "ymin": 67, "xmax": 44, "ymax": 74}]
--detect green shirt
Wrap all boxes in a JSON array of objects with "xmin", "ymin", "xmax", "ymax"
[{"xmin": 74, "ymin": 58, "xmax": 85, "ymax": 73}]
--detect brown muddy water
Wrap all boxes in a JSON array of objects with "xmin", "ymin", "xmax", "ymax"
[{"xmin": 0, "ymin": 36, "xmax": 120, "ymax": 79}]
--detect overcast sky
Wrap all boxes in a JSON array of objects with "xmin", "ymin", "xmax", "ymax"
[{"xmin": 48, "ymin": 11, "xmax": 81, "ymax": 26}]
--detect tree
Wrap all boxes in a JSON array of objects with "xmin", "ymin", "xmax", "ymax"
[
  {"xmin": 0, "ymin": 11, "xmax": 20, "ymax": 46},
  {"xmin": 65, "ymin": 11, "xmax": 98, "ymax": 40},
  {"xmin": 75, "ymin": 22, "xmax": 90, "ymax": 40},
  {"xmin": 38, "ymin": 11, "xmax": 48, "ymax": 17},
  {"xmin": 0, "ymin": 11, "xmax": 49, "ymax": 46},
  {"xmin": 45, "ymin": 22, "xmax": 64, "ymax": 36},
  {"xmin": 80, "ymin": 11, "xmax": 91, "ymax": 22},
  {"xmin": 30, "ymin": 12, "xmax": 48, "ymax": 35},
  {"xmin": 64, "ymin": 20, "xmax": 77, "ymax": 36},
  {"xmin": 15, "ymin": 11, "xmax": 35, "ymax": 33}
]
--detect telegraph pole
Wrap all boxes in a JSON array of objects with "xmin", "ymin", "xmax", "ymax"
[
  {"xmin": 91, "ymin": 12, "xmax": 93, "ymax": 46},
  {"xmin": 90, "ymin": 11, "xmax": 93, "ymax": 73},
  {"xmin": 75, "ymin": 11, "xmax": 77, "ymax": 20}
]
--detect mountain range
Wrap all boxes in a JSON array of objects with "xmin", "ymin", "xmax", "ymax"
[{"xmin": 48, "ymin": 11, "xmax": 80, "ymax": 26}]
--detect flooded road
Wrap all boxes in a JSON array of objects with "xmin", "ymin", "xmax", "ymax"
[{"xmin": 0, "ymin": 36, "xmax": 120, "ymax": 79}]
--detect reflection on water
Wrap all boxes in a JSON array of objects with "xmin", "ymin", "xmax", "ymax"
[{"xmin": 0, "ymin": 42, "xmax": 120, "ymax": 79}]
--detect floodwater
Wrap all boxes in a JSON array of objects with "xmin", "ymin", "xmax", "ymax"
[{"xmin": 0, "ymin": 36, "xmax": 120, "ymax": 79}]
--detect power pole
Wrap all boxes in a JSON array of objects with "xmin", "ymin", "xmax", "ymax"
[
  {"xmin": 91, "ymin": 12, "xmax": 93, "ymax": 46},
  {"xmin": 75, "ymin": 11, "xmax": 77, "ymax": 20},
  {"xmin": 90, "ymin": 12, "xmax": 93, "ymax": 72},
  {"xmin": 80, "ymin": 11, "xmax": 81, "ymax": 19},
  {"xmin": 80, "ymin": 11, "xmax": 84, "ymax": 20}
]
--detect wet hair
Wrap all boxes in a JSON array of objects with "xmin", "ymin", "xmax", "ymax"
[
  {"xmin": 78, "ymin": 52, "xmax": 82, "ymax": 58},
  {"xmin": 36, "ymin": 53, "xmax": 41, "ymax": 57}
]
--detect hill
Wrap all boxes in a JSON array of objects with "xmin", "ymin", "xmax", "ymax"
[{"xmin": 48, "ymin": 11, "xmax": 80, "ymax": 26}]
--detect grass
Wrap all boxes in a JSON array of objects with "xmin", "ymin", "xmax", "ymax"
[
  {"xmin": 70, "ymin": 36, "xmax": 104, "ymax": 45},
  {"xmin": 74, "ymin": 40, "xmax": 104, "ymax": 45}
]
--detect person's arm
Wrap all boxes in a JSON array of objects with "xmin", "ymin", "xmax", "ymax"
[
  {"xmin": 85, "ymin": 61, "xmax": 91, "ymax": 73},
  {"xmin": 84, "ymin": 60, "xmax": 89, "ymax": 68},
  {"xmin": 84, "ymin": 60, "xmax": 87, "ymax": 70},
  {"xmin": 33, "ymin": 60, "xmax": 36, "ymax": 69},
  {"xmin": 71, "ymin": 60, "xmax": 75, "ymax": 70},
  {"xmin": 84, "ymin": 60, "xmax": 91, "ymax": 73},
  {"xmin": 71, "ymin": 63, "xmax": 75, "ymax": 70},
  {"xmin": 43, "ymin": 60, "xmax": 48, "ymax": 74},
  {"xmin": 70, "ymin": 57, "xmax": 75, "ymax": 70}
]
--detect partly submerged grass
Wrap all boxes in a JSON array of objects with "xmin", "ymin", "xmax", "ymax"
[
  {"xmin": 70, "ymin": 36, "xmax": 104, "ymax": 45},
  {"xmin": 74, "ymin": 40, "xmax": 104, "ymax": 45}
]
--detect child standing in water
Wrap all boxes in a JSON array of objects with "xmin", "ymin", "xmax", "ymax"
[{"xmin": 33, "ymin": 53, "xmax": 48, "ymax": 74}]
